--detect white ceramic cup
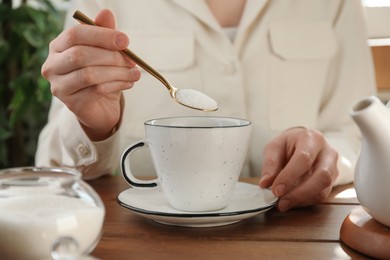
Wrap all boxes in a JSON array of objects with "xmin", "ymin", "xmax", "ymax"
[{"xmin": 121, "ymin": 116, "xmax": 252, "ymax": 212}]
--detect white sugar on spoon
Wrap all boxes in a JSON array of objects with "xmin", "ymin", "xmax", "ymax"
[{"xmin": 174, "ymin": 89, "xmax": 218, "ymax": 112}]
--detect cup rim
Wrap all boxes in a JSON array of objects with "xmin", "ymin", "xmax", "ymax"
[{"xmin": 144, "ymin": 116, "xmax": 252, "ymax": 129}]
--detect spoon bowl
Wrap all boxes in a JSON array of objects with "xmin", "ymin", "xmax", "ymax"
[{"xmin": 73, "ymin": 10, "xmax": 218, "ymax": 112}]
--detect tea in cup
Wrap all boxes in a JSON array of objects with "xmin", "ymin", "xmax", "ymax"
[{"xmin": 121, "ymin": 116, "xmax": 252, "ymax": 212}]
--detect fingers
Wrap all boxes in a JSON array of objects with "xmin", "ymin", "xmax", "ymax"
[
  {"xmin": 41, "ymin": 9, "xmax": 139, "ymax": 101},
  {"xmin": 50, "ymin": 25, "xmax": 129, "ymax": 54},
  {"xmin": 277, "ymin": 149, "xmax": 337, "ymax": 212},
  {"xmin": 51, "ymin": 9, "xmax": 127, "ymax": 53},
  {"xmin": 46, "ymin": 45, "xmax": 135, "ymax": 75},
  {"xmin": 270, "ymin": 130, "xmax": 324, "ymax": 197},
  {"xmin": 63, "ymin": 81, "xmax": 133, "ymax": 115},
  {"xmin": 259, "ymin": 128, "xmax": 339, "ymax": 212},
  {"xmin": 51, "ymin": 66, "xmax": 140, "ymax": 97},
  {"xmin": 272, "ymin": 138, "xmax": 321, "ymax": 197},
  {"xmin": 259, "ymin": 128, "xmax": 321, "ymax": 190},
  {"xmin": 95, "ymin": 9, "xmax": 116, "ymax": 29},
  {"xmin": 259, "ymin": 140, "xmax": 285, "ymax": 188}
]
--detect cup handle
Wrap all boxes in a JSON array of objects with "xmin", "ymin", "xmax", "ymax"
[{"xmin": 120, "ymin": 140, "xmax": 158, "ymax": 188}]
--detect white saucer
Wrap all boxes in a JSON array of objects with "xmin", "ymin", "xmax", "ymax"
[{"xmin": 117, "ymin": 182, "xmax": 278, "ymax": 227}]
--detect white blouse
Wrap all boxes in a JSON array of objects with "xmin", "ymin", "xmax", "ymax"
[{"xmin": 36, "ymin": 0, "xmax": 376, "ymax": 185}]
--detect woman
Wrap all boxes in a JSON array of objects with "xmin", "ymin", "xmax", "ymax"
[{"xmin": 37, "ymin": 0, "xmax": 376, "ymax": 212}]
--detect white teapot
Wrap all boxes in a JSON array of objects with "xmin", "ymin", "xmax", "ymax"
[{"xmin": 350, "ymin": 96, "xmax": 390, "ymax": 227}]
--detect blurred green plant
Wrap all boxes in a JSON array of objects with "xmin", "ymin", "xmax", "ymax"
[{"xmin": 0, "ymin": 0, "xmax": 64, "ymax": 168}]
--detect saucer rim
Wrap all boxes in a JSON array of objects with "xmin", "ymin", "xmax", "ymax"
[
  {"xmin": 130, "ymin": 205, "xmax": 274, "ymax": 228},
  {"xmin": 118, "ymin": 199, "xmax": 276, "ymax": 218},
  {"xmin": 117, "ymin": 182, "xmax": 278, "ymax": 218}
]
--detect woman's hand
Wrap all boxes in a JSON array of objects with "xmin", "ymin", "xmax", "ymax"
[
  {"xmin": 259, "ymin": 127, "xmax": 339, "ymax": 212},
  {"xmin": 41, "ymin": 9, "xmax": 140, "ymax": 141}
]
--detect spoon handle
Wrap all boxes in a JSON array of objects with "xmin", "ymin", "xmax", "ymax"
[{"xmin": 72, "ymin": 10, "xmax": 173, "ymax": 92}]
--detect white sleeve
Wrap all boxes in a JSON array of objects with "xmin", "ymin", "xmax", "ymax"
[{"xmin": 35, "ymin": 97, "xmax": 121, "ymax": 180}]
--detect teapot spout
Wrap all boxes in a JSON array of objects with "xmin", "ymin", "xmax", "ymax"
[{"xmin": 350, "ymin": 96, "xmax": 390, "ymax": 145}]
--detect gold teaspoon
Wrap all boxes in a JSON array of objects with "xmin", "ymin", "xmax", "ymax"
[{"xmin": 73, "ymin": 10, "xmax": 218, "ymax": 112}]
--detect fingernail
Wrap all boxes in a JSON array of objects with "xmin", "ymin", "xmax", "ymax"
[
  {"xmin": 131, "ymin": 67, "xmax": 141, "ymax": 79},
  {"xmin": 275, "ymin": 184, "xmax": 286, "ymax": 197},
  {"xmin": 115, "ymin": 34, "xmax": 128, "ymax": 49},
  {"xmin": 278, "ymin": 199, "xmax": 290, "ymax": 212}
]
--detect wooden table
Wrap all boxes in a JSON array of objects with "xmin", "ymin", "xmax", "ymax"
[{"xmin": 88, "ymin": 176, "xmax": 369, "ymax": 259}]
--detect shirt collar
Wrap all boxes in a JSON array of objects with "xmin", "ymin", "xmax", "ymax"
[{"xmin": 170, "ymin": 0, "xmax": 269, "ymax": 32}]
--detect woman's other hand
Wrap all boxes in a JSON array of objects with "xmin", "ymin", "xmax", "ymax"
[{"xmin": 259, "ymin": 127, "xmax": 339, "ymax": 212}]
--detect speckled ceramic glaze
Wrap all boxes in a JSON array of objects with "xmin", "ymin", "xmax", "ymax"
[
  {"xmin": 121, "ymin": 116, "xmax": 252, "ymax": 212},
  {"xmin": 350, "ymin": 96, "xmax": 390, "ymax": 227}
]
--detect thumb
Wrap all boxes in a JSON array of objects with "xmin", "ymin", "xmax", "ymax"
[{"xmin": 95, "ymin": 9, "xmax": 116, "ymax": 29}]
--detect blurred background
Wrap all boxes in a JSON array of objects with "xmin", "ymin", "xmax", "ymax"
[
  {"xmin": 0, "ymin": 0, "xmax": 67, "ymax": 168},
  {"xmin": 0, "ymin": 0, "xmax": 389, "ymax": 169}
]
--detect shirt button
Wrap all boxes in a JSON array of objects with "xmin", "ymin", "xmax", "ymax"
[
  {"xmin": 224, "ymin": 62, "xmax": 236, "ymax": 74},
  {"xmin": 78, "ymin": 144, "xmax": 90, "ymax": 157}
]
